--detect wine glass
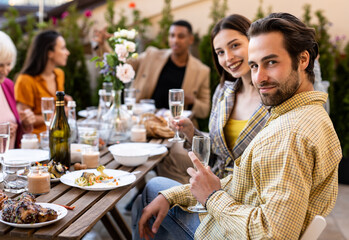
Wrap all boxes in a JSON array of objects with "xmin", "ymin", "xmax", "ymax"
[
  {"xmin": 188, "ymin": 135, "xmax": 211, "ymax": 213},
  {"xmin": 124, "ymin": 88, "xmax": 136, "ymax": 114},
  {"xmin": 41, "ymin": 97, "xmax": 55, "ymax": 132},
  {"xmin": 168, "ymin": 89, "xmax": 185, "ymax": 142},
  {"xmin": 0, "ymin": 122, "xmax": 10, "ymax": 182}
]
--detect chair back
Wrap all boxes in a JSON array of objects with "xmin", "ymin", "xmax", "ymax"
[{"xmin": 300, "ymin": 215, "xmax": 327, "ymax": 240}]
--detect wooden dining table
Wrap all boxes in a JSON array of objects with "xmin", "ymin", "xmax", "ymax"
[{"xmin": 0, "ymin": 138, "xmax": 169, "ymax": 240}]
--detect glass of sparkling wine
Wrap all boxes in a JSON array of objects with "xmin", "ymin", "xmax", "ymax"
[
  {"xmin": 0, "ymin": 122, "xmax": 10, "ymax": 182},
  {"xmin": 188, "ymin": 135, "xmax": 211, "ymax": 213},
  {"xmin": 168, "ymin": 89, "xmax": 185, "ymax": 142},
  {"xmin": 124, "ymin": 88, "xmax": 136, "ymax": 114},
  {"xmin": 41, "ymin": 97, "xmax": 55, "ymax": 132}
]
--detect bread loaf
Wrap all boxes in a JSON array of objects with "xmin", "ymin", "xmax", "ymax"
[{"xmin": 140, "ymin": 113, "xmax": 174, "ymax": 138}]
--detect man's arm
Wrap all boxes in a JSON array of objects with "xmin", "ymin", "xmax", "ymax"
[{"xmin": 201, "ymin": 133, "xmax": 314, "ymax": 239}]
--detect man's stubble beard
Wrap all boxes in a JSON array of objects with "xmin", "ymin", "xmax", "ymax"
[{"xmin": 259, "ymin": 70, "xmax": 301, "ymax": 106}]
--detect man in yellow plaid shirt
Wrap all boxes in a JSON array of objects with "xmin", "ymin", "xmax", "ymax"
[{"xmin": 132, "ymin": 13, "xmax": 342, "ymax": 240}]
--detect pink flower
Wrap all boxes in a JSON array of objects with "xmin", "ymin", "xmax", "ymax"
[
  {"xmin": 129, "ymin": 2, "xmax": 136, "ymax": 8},
  {"xmin": 116, "ymin": 63, "xmax": 135, "ymax": 83},
  {"xmin": 51, "ymin": 17, "xmax": 57, "ymax": 25},
  {"xmin": 61, "ymin": 11, "xmax": 69, "ymax": 19},
  {"xmin": 114, "ymin": 44, "xmax": 128, "ymax": 62},
  {"xmin": 84, "ymin": 10, "xmax": 92, "ymax": 18}
]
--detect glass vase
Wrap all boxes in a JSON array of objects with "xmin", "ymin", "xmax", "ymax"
[{"xmin": 102, "ymin": 90, "xmax": 132, "ymax": 143}]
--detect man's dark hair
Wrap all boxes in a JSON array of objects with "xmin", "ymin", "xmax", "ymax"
[
  {"xmin": 171, "ymin": 20, "xmax": 193, "ymax": 34},
  {"xmin": 248, "ymin": 12, "xmax": 318, "ymax": 84}
]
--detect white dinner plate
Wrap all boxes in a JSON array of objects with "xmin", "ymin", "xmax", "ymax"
[
  {"xmin": 108, "ymin": 143, "xmax": 168, "ymax": 157},
  {"xmin": 4, "ymin": 149, "xmax": 49, "ymax": 163},
  {"xmin": 0, "ymin": 203, "xmax": 67, "ymax": 228},
  {"xmin": 60, "ymin": 169, "xmax": 136, "ymax": 191},
  {"xmin": 78, "ymin": 109, "xmax": 98, "ymax": 118}
]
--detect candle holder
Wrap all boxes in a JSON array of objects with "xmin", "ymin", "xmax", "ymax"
[{"xmin": 28, "ymin": 166, "xmax": 50, "ymax": 195}]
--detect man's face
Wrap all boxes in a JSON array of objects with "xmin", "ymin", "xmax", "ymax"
[
  {"xmin": 248, "ymin": 32, "xmax": 302, "ymax": 106},
  {"xmin": 168, "ymin": 25, "xmax": 193, "ymax": 55}
]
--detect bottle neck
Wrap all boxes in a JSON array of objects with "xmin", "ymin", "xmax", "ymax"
[{"xmin": 55, "ymin": 98, "xmax": 66, "ymax": 115}]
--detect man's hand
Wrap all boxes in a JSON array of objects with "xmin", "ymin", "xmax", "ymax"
[
  {"xmin": 169, "ymin": 117, "xmax": 195, "ymax": 142},
  {"xmin": 187, "ymin": 151, "xmax": 221, "ymax": 205},
  {"xmin": 138, "ymin": 194, "xmax": 170, "ymax": 240}
]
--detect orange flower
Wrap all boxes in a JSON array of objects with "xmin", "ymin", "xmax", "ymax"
[{"xmin": 129, "ymin": 2, "xmax": 136, "ymax": 8}]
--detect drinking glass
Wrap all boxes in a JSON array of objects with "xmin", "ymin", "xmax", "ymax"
[
  {"xmin": 2, "ymin": 158, "xmax": 30, "ymax": 193},
  {"xmin": 124, "ymin": 88, "xmax": 137, "ymax": 114},
  {"xmin": 0, "ymin": 122, "xmax": 10, "ymax": 182},
  {"xmin": 168, "ymin": 89, "xmax": 184, "ymax": 142},
  {"xmin": 188, "ymin": 135, "xmax": 211, "ymax": 213},
  {"xmin": 102, "ymin": 82, "xmax": 114, "ymax": 108},
  {"xmin": 41, "ymin": 97, "xmax": 55, "ymax": 132}
]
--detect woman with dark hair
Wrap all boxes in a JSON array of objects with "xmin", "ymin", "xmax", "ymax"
[
  {"xmin": 169, "ymin": 14, "xmax": 270, "ymax": 178},
  {"xmin": 15, "ymin": 30, "xmax": 71, "ymax": 136},
  {"xmin": 0, "ymin": 31, "xmax": 35, "ymax": 148}
]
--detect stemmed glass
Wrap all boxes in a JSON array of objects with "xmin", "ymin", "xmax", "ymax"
[
  {"xmin": 188, "ymin": 135, "xmax": 211, "ymax": 213},
  {"xmin": 0, "ymin": 122, "xmax": 10, "ymax": 182},
  {"xmin": 41, "ymin": 97, "xmax": 55, "ymax": 132},
  {"xmin": 168, "ymin": 89, "xmax": 185, "ymax": 142}
]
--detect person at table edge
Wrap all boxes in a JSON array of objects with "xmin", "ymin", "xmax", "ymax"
[
  {"xmin": 14, "ymin": 30, "xmax": 72, "ymax": 137},
  {"xmin": 133, "ymin": 12, "xmax": 342, "ymax": 239},
  {"xmin": 94, "ymin": 20, "xmax": 211, "ymax": 124}
]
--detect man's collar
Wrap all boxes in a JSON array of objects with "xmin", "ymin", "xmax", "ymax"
[{"xmin": 269, "ymin": 91, "xmax": 328, "ymax": 117}]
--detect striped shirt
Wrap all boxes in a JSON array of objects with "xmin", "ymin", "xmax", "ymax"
[{"xmin": 161, "ymin": 91, "xmax": 342, "ymax": 239}]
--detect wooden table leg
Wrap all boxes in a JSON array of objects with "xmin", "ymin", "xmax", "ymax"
[
  {"xmin": 110, "ymin": 207, "xmax": 132, "ymax": 240},
  {"xmin": 101, "ymin": 214, "xmax": 123, "ymax": 240}
]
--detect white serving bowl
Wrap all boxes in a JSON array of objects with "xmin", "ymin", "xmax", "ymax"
[{"xmin": 110, "ymin": 147, "xmax": 150, "ymax": 167}]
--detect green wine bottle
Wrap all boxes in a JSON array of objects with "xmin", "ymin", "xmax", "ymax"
[{"xmin": 49, "ymin": 91, "xmax": 71, "ymax": 169}]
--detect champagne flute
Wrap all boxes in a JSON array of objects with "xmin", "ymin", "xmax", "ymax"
[
  {"xmin": 0, "ymin": 122, "xmax": 10, "ymax": 182},
  {"xmin": 41, "ymin": 97, "xmax": 55, "ymax": 132},
  {"xmin": 188, "ymin": 135, "xmax": 211, "ymax": 213},
  {"xmin": 168, "ymin": 89, "xmax": 185, "ymax": 142}
]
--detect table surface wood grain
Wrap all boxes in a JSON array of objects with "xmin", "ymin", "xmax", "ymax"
[{"xmin": 0, "ymin": 138, "xmax": 169, "ymax": 240}]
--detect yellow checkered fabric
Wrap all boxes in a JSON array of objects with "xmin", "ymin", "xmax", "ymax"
[{"xmin": 161, "ymin": 91, "xmax": 342, "ymax": 239}]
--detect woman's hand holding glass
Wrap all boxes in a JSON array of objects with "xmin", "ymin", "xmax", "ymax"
[{"xmin": 169, "ymin": 117, "xmax": 195, "ymax": 143}]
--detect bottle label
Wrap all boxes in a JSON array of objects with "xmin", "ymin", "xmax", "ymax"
[{"xmin": 56, "ymin": 101, "xmax": 65, "ymax": 106}]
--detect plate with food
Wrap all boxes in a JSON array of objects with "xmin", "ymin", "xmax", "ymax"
[
  {"xmin": 60, "ymin": 166, "xmax": 136, "ymax": 191},
  {"xmin": 0, "ymin": 192, "xmax": 67, "ymax": 228},
  {"xmin": 45, "ymin": 160, "xmax": 69, "ymax": 182}
]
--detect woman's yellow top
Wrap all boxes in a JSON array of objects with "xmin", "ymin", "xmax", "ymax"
[{"xmin": 224, "ymin": 118, "xmax": 248, "ymax": 150}]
